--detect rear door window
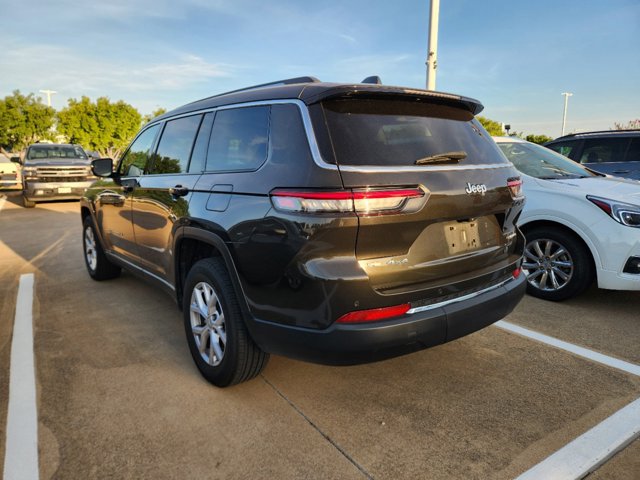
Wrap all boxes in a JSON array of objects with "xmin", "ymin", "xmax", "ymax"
[
  {"xmin": 149, "ymin": 114, "xmax": 203, "ymax": 174},
  {"xmin": 624, "ymin": 138, "xmax": 640, "ymax": 162},
  {"xmin": 205, "ymin": 106, "xmax": 270, "ymax": 172},
  {"xmin": 320, "ymin": 98, "xmax": 509, "ymax": 167},
  {"xmin": 188, "ymin": 112, "xmax": 215, "ymax": 173},
  {"xmin": 579, "ymin": 138, "xmax": 630, "ymax": 164}
]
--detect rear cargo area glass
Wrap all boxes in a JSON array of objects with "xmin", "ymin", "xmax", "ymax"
[{"xmin": 321, "ymin": 98, "xmax": 509, "ymax": 167}]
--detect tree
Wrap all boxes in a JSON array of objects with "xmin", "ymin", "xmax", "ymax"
[
  {"xmin": 525, "ymin": 134, "xmax": 553, "ymax": 144},
  {"xmin": 476, "ymin": 116, "xmax": 504, "ymax": 136},
  {"xmin": 0, "ymin": 90, "xmax": 56, "ymax": 151},
  {"xmin": 143, "ymin": 107, "xmax": 167, "ymax": 124},
  {"xmin": 613, "ymin": 119, "xmax": 640, "ymax": 130},
  {"xmin": 57, "ymin": 96, "xmax": 142, "ymax": 159}
]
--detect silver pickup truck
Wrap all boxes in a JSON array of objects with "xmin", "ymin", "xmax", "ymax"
[{"xmin": 12, "ymin": 144, "xmax": 96, "ymax": 208}]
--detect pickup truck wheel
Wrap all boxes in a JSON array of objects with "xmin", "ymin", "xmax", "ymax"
[
  {"xmin": 183, "ymin": 258, "xmax": 269, "ymax": 387},
  {"xmin": 23, "ymin": 196, "xmax": 35, "ymax": 208},
  {"xmin": 82, "ymin": 216, "xmax": 121, "ymax": 280},
  {"xmin": 522, "ymin": 227, "xmax": 593, "ymax": 301}
]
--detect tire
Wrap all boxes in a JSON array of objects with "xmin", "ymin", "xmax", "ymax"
[
  {"xmin": 522, "ymin": 226, "xmax": 594, "ymax": 301},
  {"xmin": 183, "ymin": 258, "xmax": 269, "ymax": 387},
  {"xmin": 23, "ymin": 196, "xmax": 36, "ymax": 208},
  {"xmin": 82, "ymin": 216, "xmax": 121, "ymax": 280}
]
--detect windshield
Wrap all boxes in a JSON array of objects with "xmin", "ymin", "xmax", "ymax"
[
  {"xmin": 497, "ymin": 141, "xmax": 593, "ymax": 179},
  {"xmin": 26, "ymin": 145, "xmax": 87, "ymax": 161},
  {"xmin": 320, "ymin": 98, "xmax": 509, "ymax": 167}
]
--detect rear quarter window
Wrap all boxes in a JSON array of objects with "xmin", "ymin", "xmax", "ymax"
[
  {"xmin": 320, "ymin": 98, "xmax": 509, "ymax": 167},
  {"xmin": 205, "ymin": 106, "xmax": 270, "ymax": 172}
]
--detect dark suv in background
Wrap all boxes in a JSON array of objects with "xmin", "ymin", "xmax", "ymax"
[
  {"xmin": 545, "ymin": 130, "xmax": 640, "ymax": 180},
  {"xmin": 81, "ymin": 76, "xmax": 526, "ymax": 387}
]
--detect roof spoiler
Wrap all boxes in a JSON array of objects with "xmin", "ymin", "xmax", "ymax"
[{"xmin": 303, "ymin": 85, "xmax": 484, "ymax": 115}]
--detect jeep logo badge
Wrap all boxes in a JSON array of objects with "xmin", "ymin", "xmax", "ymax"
[{"xmin": 465, "ymin": 183, "xmax": 487, "ymax": 195}]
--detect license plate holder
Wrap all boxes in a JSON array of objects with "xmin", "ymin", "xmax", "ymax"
[
  {"xmin": 444, "ymin": 221, "xmax": 480, "ymax": 255},
  {"xmin": 58, "ymin": 187, "xmax": 72, "ymax": 194}
]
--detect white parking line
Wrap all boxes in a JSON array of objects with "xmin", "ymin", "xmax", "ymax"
[
  {"xmin": 495, "ymin": 320, "xmax": 640, "ymax": 479},
  {"xmin": 0, "ymin": 195, "xmax": 6, "ymax": 212},
  {"xmin": 516, "ymin": 398, "xmax": 640, "ymax": 480},
  {"xmin": 3, "ymin": 273, "xmax": 39, "ymax": 480},
  {"xmin": 495, "ymin": 320, "xmax": 640, "ymax": 377}
]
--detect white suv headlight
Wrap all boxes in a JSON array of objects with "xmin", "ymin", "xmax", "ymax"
[{"xmin": 587, "ymin": 196, "xmax": 640, "ymax": 228}]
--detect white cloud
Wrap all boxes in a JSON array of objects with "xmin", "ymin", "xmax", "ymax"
[{"xmin": 0, "ymin": 42, "xmax": 235, "ymax": 110}]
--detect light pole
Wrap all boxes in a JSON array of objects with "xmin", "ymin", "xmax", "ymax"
[
  {"xmin": 39, "ymin": 89, "xmax": 57, "ymax": 107},
  {"xmin": 426, "ymin": 0, "xmax": 440, "ymax": 90},
  {"xmin": 561, "ymin": 92, "xmax": 573, "ymax": 136}
]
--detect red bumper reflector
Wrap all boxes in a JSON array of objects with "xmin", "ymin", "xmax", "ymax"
[
  {"xmin": 336, "ymin": 303, "xmax": 411, "ymax": 324},
  {"xmin": 512, "ymin": 267, "xmax": 521, "ymax": 278}
]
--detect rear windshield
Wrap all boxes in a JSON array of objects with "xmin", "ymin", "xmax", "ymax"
[{"xmin": 321, "ymin": 98, "xmax": 509, "ymax": 167}]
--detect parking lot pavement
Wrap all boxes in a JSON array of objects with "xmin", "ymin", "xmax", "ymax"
[
  {"xmin": 508, "ymin": 287, "xmax": 640, "ymax": 365},
  {"xmin": 588, "ymin": 440, "xmax": 640, "ymax": 480},
  {"xmin": 1, "ymin": 198, "xmax": 639, "ymax": 479}
]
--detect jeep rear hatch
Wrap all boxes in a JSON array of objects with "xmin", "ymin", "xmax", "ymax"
[{"xmin": 315, "ymin": 97, "xmax": 523, "ymax": 295}]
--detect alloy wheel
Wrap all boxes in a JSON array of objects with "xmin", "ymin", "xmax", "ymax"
[
  {"xmin": 189, "ymin": 281, "xmax": 227, "ymax": 366},
  {"xmin": 522, "ymin": 238, "xmax": 574, "ymax": 291},
  {"xmin": 84, "ymin": 226, "xmax": 98, "ymax": 272}
]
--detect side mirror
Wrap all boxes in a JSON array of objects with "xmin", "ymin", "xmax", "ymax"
[
  {"xmin": 10, "ymin": 156, "xmax": 21, "ymax": 165},
  {"xmin": 92, "ymin": 158, "xmax": 114, "ymax": 177}
]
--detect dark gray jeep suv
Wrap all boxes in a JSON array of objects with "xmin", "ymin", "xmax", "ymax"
[{"xmin": 81, "ymin": 76, "xmax": 526, "ymax": 387}]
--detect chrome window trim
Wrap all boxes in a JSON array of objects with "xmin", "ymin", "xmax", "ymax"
[
  {"xmin": 338, "ymin": 163, "xmax": 513, "ymax": 173},
  {"xmin": 145, "ymin": 99, "xmax": 513, "ymax": 174},
  {"xmin": 146, "ymin": 99, "xmax": 338, "ymax": 172},
  {"xmin": 406, "ymin": 277, "xmax": 513, "ymax": 314},
  {"xmin": 106, "ymin": 251, "xmax": 175, "ymax": 291}
]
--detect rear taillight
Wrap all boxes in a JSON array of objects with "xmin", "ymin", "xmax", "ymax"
[
  {"xmin": 336, "ymin": 303, "xmax": 411, "ymax": 323},
  {"xmin": 270, "ymin": 187, "xmax": 427, "ymax": 215},
  {"xmin": 507, "ymin": 178, "xmax": 523, "ymax": 199}
]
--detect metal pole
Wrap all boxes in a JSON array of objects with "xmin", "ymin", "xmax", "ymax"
[
  {"xmin": 426, "ymin": 0, "xmax": 440, "ymax": 90},
  {"xmin": 39, "ymin": 89, "xmax": 57, "ymax": 107},
  {"xmin": 561, "ymin": 92, "xmax": 573, "ymax": 136}
]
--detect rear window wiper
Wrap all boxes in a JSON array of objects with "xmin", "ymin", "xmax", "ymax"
[{"xmin": 415, "ymin": 151, "xmax": 467, "ymax": 165}]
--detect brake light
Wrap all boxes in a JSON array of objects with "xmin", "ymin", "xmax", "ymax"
[
  {"xmin": 507, "ymin": 178, "xmax": 523, "ymax": 199},
  {"xmin": 336, "ymin": 303, "xmax": 411, "ymax": 323},
  {"xmin": 271, "ymin": 188, "xmax": 427, "ymax": 215}
]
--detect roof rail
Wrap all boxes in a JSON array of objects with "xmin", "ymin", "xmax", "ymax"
[
  {"xmin": 218, "ymin": 76, "xmax": 320, "ymax": 97},
  {"xmin": 556, "ymin": 129, "xmax": 640, "ymax": 139}
]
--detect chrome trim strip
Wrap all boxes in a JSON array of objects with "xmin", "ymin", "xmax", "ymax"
[
  {"xmin": 106, "ymin": 252, "xmax": 176, "ymax": 291},
  {"xmin": 406, "ymin": 278, "xmax": 512, "ymax": 314},
  {"xmin": 338, "ymin": 163, "xmax": 513, "ymax": 173}
]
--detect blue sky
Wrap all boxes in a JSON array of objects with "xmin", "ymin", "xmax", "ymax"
[{"xmin": 0, "ymin": 0, "xmax": 638, "ymax": 137}]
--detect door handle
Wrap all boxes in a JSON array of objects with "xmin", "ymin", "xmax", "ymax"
[
  {"xmin": 612, "ymin": 170, "xmax": 630, "ymax": 174},
  {"xmin": 169, "ymin": 185, "xmax": 189, "ymax": 197}
]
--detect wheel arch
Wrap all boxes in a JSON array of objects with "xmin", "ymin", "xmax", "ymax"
[
  {"xmin": 519, "ymin": 219, "xmax": 600, "ymax": 273},
  {"xmin": 174, "ymin": 227, "xmax": 251, "ymax": 317}
]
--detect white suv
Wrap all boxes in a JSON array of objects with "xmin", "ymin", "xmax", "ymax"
[{"xmin": 495, "ymin": 136, "xmax": 640, "ymax": 300}]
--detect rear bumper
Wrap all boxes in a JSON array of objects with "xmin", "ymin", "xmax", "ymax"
[{"xmin": 247, "ymin": 273, "xmax": 526, "ymax": 365}]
